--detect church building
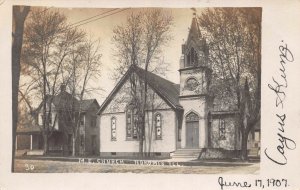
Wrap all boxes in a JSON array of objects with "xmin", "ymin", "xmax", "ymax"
[{"xmin": 97, "ymin": 16, "xmax": 254, "ymax": 159}]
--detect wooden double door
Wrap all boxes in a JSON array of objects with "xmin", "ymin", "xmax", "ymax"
[{"xmin": 186, "ymin": 121, "xmax": 199, "ymax": 148}]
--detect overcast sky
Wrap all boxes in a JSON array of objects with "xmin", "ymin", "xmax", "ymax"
[{"xmin": 55, "ymin": 8, "xmax": 202, "ymax": 104}]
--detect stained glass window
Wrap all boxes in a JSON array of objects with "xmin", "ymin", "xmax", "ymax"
[
  {"xmin": 111, "ymin": 117, "xmax": 116, "ymax": 141},
  {"xmin": 155, "ymin": 113, "xmax": 162, "ymax": 139},
  {"xmin": 219, "ymin": 119, "xmax": 226, "ymax": 140},
  {"xmin": 126, "ymin": 106, "xmax": 138, "ymax": 139}
]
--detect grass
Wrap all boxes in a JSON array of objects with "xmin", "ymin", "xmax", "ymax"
[{"xmin": 14, "ymin": 159, "xmax": 259, "ymax": 174}]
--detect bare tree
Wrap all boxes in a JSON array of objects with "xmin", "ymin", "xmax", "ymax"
[
  {"xmin": 12, "ymin": 5, "xmax": 30, "ymax": 171},
  {"xmin": 61, "ymin": 37, "xmax": 102, "ymax": 156},
  {"xmin": 198, "ymin": 8, "xmax": 261, "ymax": 160},
  {"xmin": 22, "ymin": 8, "xmax": 85, "ymax": 154},
  {"xmin": 112, "ymin": 9, "xmax": 173, "ymax": 156}
]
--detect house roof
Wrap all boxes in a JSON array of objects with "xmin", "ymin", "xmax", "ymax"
[
  {"xmin": 134, "ymin": 66, "xmax": 182, "ymax": 110},
  {"xmin": 52, "ymin": 91, "xmax": 79, "ymax": 110},
  {"xmin": 77, "ymin": 99, "xmax": 100, "ymax": 111},
  {"xmin": 35, "ymin": 91, "xmax": 99, "ymax": 113},
  {"xmin": 16, "ymin": 125, "xmax": 41, "ymax": 134},
  {"xmin": 97, "ymin": 65, "xmax": 183, "ymax": 115}
]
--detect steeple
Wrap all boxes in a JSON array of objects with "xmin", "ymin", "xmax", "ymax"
[
  {"xmin": 178, "ymin": 13, "xmax": 211, "ymax": 98},
  {"xmin": 188, "ymin": 13, "xmax": 202, "ymax": 42},
  {"xmin": 180, "ymin": 13, "xmax": 208, "ymax": 69}
]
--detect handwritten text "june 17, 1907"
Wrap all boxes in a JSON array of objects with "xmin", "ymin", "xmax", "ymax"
[{"xmin": 218, "ymin": 177, "xmax": 289, "ymax": 190}]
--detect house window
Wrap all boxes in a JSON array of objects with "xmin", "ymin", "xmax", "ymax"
[
  {"xmin": 80, "ymin": 135, "xmax": 84, "ymax": 146},
  {"xmin": 39, "ymin": 113, "xmax": 53, "ymax": 125},
  {"xmin": 126, "ymin": 107, "xmax": 138, "ymax": 140},
  {"xmin": 111, "ymin": 117, "xmax": 117, "ymax": 141},
  {"xmin": 90, "ymin": 116, "xmax": 96, "ymax": 128},
  {"xmin": 219, "ymin": 119, "xmax": 226, "ymax": 140},
  {"xmin": 80, "ymin": 115, "xmax": 84, "ymax": 126},
  {"xmin": 155, "ymin": 113, "xmax": 162, "ymax": 140},
  {"xmin": 39, "ymin": 114, "xmax": 44, "ymax": 125}
]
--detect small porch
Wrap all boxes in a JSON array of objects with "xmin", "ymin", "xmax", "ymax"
[{"xmin": 16, "ymin": 126, "xmax": 67, "ymax": 156}]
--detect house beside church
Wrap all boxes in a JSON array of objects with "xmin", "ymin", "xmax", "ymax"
[
  {"xmin": 97, "ymin": 16, "xmax": 259, "ymax": 159},
  {"xmin": 16, "ymin": 85, "xmax": 100, "ymax": 156}
]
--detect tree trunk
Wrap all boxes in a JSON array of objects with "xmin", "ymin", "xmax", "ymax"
[
  {"xmin": 139, "ymin": 120, "xmax": 144, "ymax": 157},
  {"xmin": 43, "ymin": 134, "xmax": 48, "ymax": 155},
  {"xmin": 72, "ymin": 136, "xmax": 76, "ymax": 157},
  {"xmin": 240, "ymin": 130, "xmax": 248, "ymax": 160},
  {"xmin": 12, "ymin": 6, "xmax": 30, "ymax": 171},
  {"xmin": 147, "ymin": 111, "xmax": 154, "ymax": 157}
]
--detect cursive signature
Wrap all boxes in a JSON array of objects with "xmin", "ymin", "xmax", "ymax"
[
  {"xmin": 267, "ymin": 41, "xmax": 294, "ymax": 108},
  {"xmin": 264, "ymin": 114, "xmax": 296, "ymax": 165},
  {"xmin": 265, "ymin": 41, "xmax": 296, "ymax": 165}
]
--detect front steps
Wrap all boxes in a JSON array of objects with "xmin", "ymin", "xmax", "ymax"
[
  {"xmin": 171, "ymin": 149, "xmax": 202, "ymax": 160},
  {"xmin": 26, "ymin": 150, "xmax": 44, "ymax": 156}
]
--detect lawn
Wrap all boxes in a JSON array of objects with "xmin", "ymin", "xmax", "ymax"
[{"xmin": 14, "ymin": 159, "xmax": 259, "ymax": 174}]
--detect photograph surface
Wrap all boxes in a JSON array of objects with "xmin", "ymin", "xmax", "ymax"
[{"xmin": 13, "ymin": 6, "xmax": 261, "ymax": 174}]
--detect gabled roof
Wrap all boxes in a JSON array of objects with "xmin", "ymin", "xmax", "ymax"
[
  {"xmin": 97, "ymin": 65, "xmax": 182, "ymax": 115},
  {"xmin": 35, "ymin": 91, "xmax": 99, "ymax": 113},
  {"xmin": 77, "ymin": 99, "xmax": 100, "ymax": 111},
  {"xmin": 134, "ymin": 66, "xmax": 182, "ymax": 110}
]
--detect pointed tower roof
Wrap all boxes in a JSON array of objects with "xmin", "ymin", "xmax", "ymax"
[{"xmin": 187, "ymin": 13, "xmax": 202, "ymax": 42}]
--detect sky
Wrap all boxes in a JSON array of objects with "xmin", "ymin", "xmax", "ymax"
[{"xmin": 37, "ymin": 7, "xmax": 204, "ymax": 105}]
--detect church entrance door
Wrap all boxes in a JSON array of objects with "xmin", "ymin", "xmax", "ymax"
[{"xmin": 185, "ymin": 112, "xmax": 199, "ymax": 148}]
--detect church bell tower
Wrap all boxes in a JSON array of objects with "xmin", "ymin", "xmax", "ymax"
[{"xmin": 179, "ymin": 13, "xmax": 212, "ymax": 149}]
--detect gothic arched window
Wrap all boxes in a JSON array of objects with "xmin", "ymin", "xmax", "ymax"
[
  {"xmin": 186, "ymin": 112, "xmax": 200, "ymax": 122},
  {"xmin": 111, "ymin": 117, "xmax": 116, "ymax": 141},
  {"xmin": 126, "ymin": 104, "xmax": 138, "ymax": 139},
  {"xmin": 187, "ymin": 47, "xmax": 198, "ymax": 67},
  {"xmin": 155, "ymin": 113, "xmax": 162, "ymax": 140},
  {"xmin": 219, "ymin": 119, "xmax": 226, "ymax": 140}
]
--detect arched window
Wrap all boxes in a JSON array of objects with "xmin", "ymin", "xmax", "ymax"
[
  {"xmin": 126, "ymin": 105, "xmax": 138, "ymax": 139},
  {"xmin": 155, "ymin": 113, "xmax": 162, "ymax": 140},
  {"xmin": 187, "ymin": 47, "xmax": 198, "ymax": 67},
  {"xmin": 185, "ymin": 77, "xmax": 198, "ymax": 91},
  {"xmin": 219, "ymin": 119, "xmax": 226, "ymax": 140},
  {"xmin": 186, "ymin": 111, "xmax": 199, "ymax": 122},
  {"xmin": 111, "ymin": 117, "xmax": 116, "ymax": 141}
]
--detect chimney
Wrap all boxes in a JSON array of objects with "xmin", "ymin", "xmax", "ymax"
[{"xmin": 60, "ymin": 84, "xmax": 66, "ymax": 93}]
